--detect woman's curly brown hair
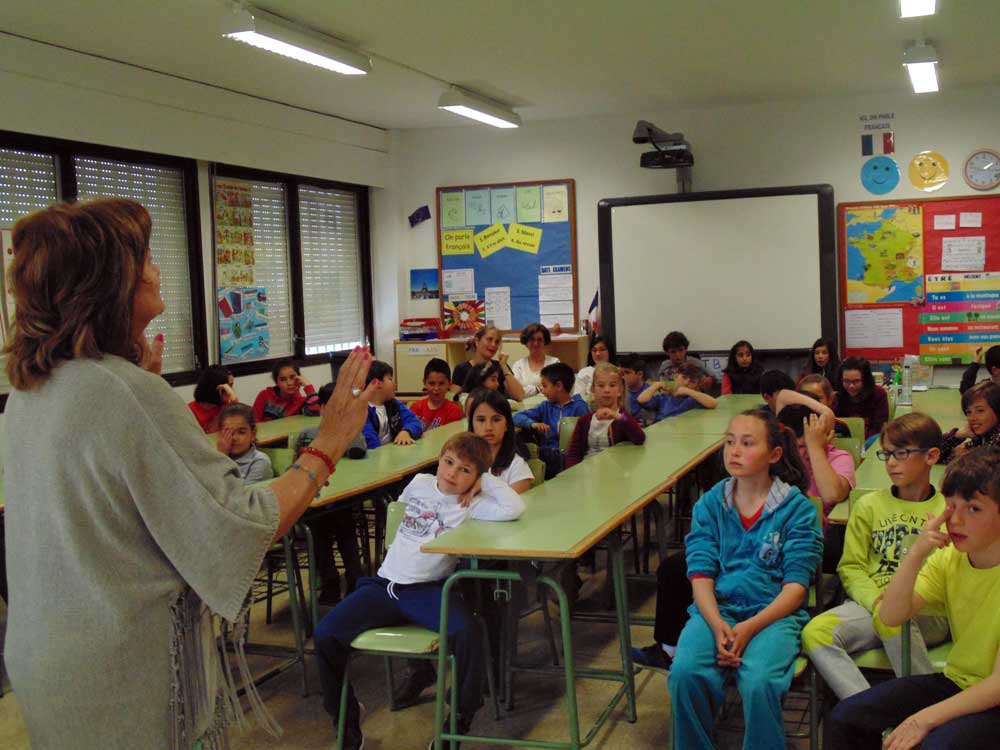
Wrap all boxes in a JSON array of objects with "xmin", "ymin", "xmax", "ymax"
[{"xmin": 5, "ymin": 198, "xmax": 151, "ymax": 390}]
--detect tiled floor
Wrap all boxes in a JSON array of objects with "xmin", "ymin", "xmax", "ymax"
[{"xmin": 0, "ymin": 563, "xmax": 816, "ymax": 749}]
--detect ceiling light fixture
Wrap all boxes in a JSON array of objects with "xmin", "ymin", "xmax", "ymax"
[
  {"xmin": 899, "ymin": 0, "xmax": 936, "ymax": 18},
  {"xmin": 437, "ymin": 88, "xmax": 521, "ymax": 129},
  {"xmin": 221, "ymin": 5, "xmax": 371, "ymax": 75},
  {"xmin": 903, "ymin": 40, "xmax": 939, "ymax": 93}
]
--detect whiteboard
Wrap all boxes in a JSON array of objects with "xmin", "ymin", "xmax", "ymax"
[{"xmin": 598, "ymin": 186, "xmax": 836, "ymax": 353}]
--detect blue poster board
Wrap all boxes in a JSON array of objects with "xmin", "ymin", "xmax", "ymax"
[{"xmin": 436, "ymin": 179, "xmax": 577, "ymax": 334}]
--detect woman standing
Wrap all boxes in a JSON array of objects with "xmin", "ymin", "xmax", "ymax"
[
  {"xmin": 511, "ymin": 322, "xmax": 559, "ymax": 397},
  {"xmin": 451, "ymin": 324, "xmax": 525, "ymax": 401},
  {"xmin": 3, "ymin": 198, "xmax": 374, "ymax": 749}
]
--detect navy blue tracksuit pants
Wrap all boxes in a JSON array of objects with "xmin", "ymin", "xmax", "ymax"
[{"xmin": 314, "ymin": 576, "xmax": 484, "ymax": 729}]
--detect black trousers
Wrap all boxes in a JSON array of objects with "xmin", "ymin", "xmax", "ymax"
[
  {"xmin": 308, "ymin": 507, "xmax": 364, "ymax": 596},
  {"xmin": 653, "ymin": 553, "xmax": 693, "ymax": 647},
  {"xmin": 828, "ymin": 673, "xmax": 1000, "ymax": 749}
]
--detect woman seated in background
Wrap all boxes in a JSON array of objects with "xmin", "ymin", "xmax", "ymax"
[
  {"xmin": 511, "ymin": 322, "xmax": 559, "ymax": 397},
  {"xmin": 188, "ymin": 364, "xmax": 238, "ymax": 432}
]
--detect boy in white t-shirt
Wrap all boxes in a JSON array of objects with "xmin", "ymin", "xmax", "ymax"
[{"xmin": 314, "ymin": 432, "xmax": 525, "ymax": 750}]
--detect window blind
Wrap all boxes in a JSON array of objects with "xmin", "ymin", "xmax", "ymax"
[
  {"xmin": 298, "ymin": 186, "xmax": 365, "ymax": 355},
  {"xmin": 74, "ymin": 156, "xmax": 196, "ymax": 373},
  {"xmin": 0, "ymin": 148, "xmax": 59, "ymax": 394},
  {"xmin": 214, "ymin": 178, "xmax": 294, "ymax": 361}
]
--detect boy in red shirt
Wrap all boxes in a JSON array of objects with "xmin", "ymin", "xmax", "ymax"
[{"xmin": 410, "ymin": 358, "xmax": 464, "ymax": 430}]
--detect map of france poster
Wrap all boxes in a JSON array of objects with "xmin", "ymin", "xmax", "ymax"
[{"xmin": 844, "ymin": 204, "xmax": 924, "ymax": 305}]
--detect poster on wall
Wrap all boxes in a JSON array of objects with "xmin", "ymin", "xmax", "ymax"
[
  {"xmin": 214, "ymin": 179, "xmax": 256, "ymax": 286},
  {"xmin": 410, "ymin": 268, "xmax": 440, "ymax": 299},
  {"xmin": 219, "ymin": 286, "xmax": 270, "ymax": 364}
]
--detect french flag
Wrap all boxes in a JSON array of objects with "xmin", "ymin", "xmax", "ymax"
[
  {"xmin": 862, "ymin": 132, "xmax": 895, "ymax": 156},
  {"xmin": 588, "ymin": 289, "xmax": 600, "ymax": 334}
]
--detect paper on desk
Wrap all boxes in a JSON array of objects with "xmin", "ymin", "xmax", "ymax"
[
  {"xmin": 941, "ymin": 236, "xmax": 986, "ymax": 272},
  {"xmin": 484, "ymin": 287, "xmax": 512, "ymax": 330},
  {"xmin": 845, "ymin": 308, "xmax": 903, "ymax": 349}
]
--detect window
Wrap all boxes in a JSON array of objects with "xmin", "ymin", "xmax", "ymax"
[
  {"xmin": 75, "ymin": 156, "xmax": 197, "ymax": 374},
  {"xmin": 213, "ymin": 177, "xmax": 294, "ymax": 365},
  {"xmin": 213, "ymin": 165, "xmax": 372, "ymax": 372},
  {"xmin": 299, "ymin": 186, "xmax": 366, "ymax": 354}
]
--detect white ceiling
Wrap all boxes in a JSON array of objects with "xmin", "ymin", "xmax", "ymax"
[{"xmin": 3, "ymin": 0, "xmax": 998, "ymax": 130}]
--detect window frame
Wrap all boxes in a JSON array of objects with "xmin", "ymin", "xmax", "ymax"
[
  {"xmin": 212, "ymin": 163, "xmax": 373, "ymax": 378},
  {"xmin": 0, "ymin": 130, "xmax": 207, "ymax": 402}
]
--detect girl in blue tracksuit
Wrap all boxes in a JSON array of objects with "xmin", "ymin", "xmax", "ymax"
[{"xmin": 668, "ymin": 409, "xmax": 823, "ymax": 750}]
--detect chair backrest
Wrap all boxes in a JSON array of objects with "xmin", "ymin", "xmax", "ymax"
[
  {"xmin": 886, "ymin": 387, "xmax": 897, "ymax": 420},
  {"xmin": 841, "ymin": 417, "xmax": 866, "ymax": 445},
  {"xmin": 832, "ymin": 436, "xmax": 862, "ymax": 467},
  {"xmin": 527, "ymin": 458, "xmax": 546, "ymax": 487},
  {"xmin": 805, "ymin": 495, "xmax": 824, "ymax": 531},
  {"xmin": 261, "ymin": 446, "xmax": 295, "ymax": 477},
  {"xmin": 385, "ymin": 501, "xmax": 407, "ymax": 547},
  {"xmin": 558, "ymin": 416, "xmax": 580, "ymax": 452}
]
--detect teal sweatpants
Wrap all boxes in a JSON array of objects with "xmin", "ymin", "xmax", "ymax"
[{"xmin": 668, "ymin": 609, "xmax": 806, "ymax": 750}]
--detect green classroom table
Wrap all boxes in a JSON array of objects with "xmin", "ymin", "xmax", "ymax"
[
  {"xmin": 208, "ymin": 414, "xmax": 321, "ymax": 447},
  {"xmin": 420, "ymin": 414, "xmax": 731, "ymax": 750}
]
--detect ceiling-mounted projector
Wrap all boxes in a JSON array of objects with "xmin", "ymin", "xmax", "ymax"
[{"xmin": 633, "ymin": 120, "xmax": 694, "ymax": 169}]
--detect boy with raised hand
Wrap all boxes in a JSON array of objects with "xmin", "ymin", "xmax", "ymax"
[
  {"xmin": 410, "ymin": 358, "xmax": 463, "ymax": 430},
  {"xmin": 314, "ymin": 433, "xmax": 526, "ymax": 750},
  {"xmin": 960, "ymin": 344, "xmax": 1000, "ymax": 394},
  {"xmin": 362, "ymin": 360, "xmax": 424, "ymax": 449},
  {"xmin": 512, "ymin": 361, "xmax": 589, "ymax": 478},
  {"xmin": 828, "ymin": 446, "xmax": 1000, "ymax": 748},
  {"xmin": 637, "ymin": 361, "xmax": 718, "ymax": 424},
  {"xmin": 802, "ymin": 413, "xmax": 950, "ymax": 700}
]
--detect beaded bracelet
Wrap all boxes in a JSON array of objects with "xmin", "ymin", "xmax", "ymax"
[
  {"xmin": 300, "ymin": 446, "xmax": 336, "ymax": 475},
  {"xmin": 292, "ymin": 462, "xmax": 331, "ymax": 499}
]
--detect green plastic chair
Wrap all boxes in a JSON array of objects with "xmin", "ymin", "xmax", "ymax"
[
  {"xmin": 335, "ymin": 502, "xmax": 498, "ymax": 749},
  {"xmin": 832, "ymin": 436, "xmax": 862, "ymax": 468},
  {"xmin": 841, "ymin": 417, "xmax": 866, "ymax": 446},
  {"xmin": 557, "ymin": 416, "xmax": 580, "ymax": 453},
  {"xmin": 261, "ymin": 446, "xmax": 295, "ymax": 477},
  {"xmin": 886, "ymin": 387, "xmax": 897, "ymax": 420},
  {"xmin": 527, "ymin": 458, "xmax": 546, "ymax": 487}
]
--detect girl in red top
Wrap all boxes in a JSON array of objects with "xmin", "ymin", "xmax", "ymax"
[
  {"xmin": 188, "ymin": 365, "xmax": 238, "ymax": 432},
  {"xmin": 252, "ymin": 358, "xmax": 320, "ymax": 422},
  {"xmin": 566, "ymin": 363, "xmax": 645, "ymax": 468}
]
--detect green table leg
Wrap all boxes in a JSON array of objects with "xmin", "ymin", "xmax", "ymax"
[{"xmin": 607, "ymin": 532, "xmax": 638, "ymax": 722}]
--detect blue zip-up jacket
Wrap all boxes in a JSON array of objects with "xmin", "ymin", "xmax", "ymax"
[
  {"xmin": 512, "ymin": 394, "xmax": 590, "ymax": 450},
  {"xmin": 646, "ymin": 392, "xmax": 699, "ymax": 423},
  {"xmin": 362, "ymin": 398, "xmax": 424, "ymax": 449},
  {"xmin": 685, "ymin": 477, "xmax": 822, "ymax": 616}
]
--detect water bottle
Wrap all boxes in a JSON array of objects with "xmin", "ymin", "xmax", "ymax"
[{"xmin": 900, "ymin": 364, "xmax": 913, "ymax": 406}]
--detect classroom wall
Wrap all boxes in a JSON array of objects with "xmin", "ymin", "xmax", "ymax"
[{"xmin": 380, "ymin": 83, "xmax": 1000, "ymax": 363}]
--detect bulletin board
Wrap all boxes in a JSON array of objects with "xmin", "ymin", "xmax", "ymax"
[
  {"xmin": 436, "ymin": 179, "xmax": 577, "ymax": 334},
  {"xmin": 839, "ymin": 194, "xmax": 1000, "ymax": 365}
]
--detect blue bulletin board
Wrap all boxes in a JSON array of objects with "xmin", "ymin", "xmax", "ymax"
[{"xmin": 436, "ymin": 179, "xmax": 578, "ymax": 334}]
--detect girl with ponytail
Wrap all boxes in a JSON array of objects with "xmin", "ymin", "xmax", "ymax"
[{"xmin": 667, "ymin": 408, "xmax": 822, "ymax": 750}]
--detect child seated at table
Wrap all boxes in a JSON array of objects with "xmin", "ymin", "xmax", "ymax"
[
  {"xmin": 362, "ymin": 360, "xmax": 424, "ymax": 449},
  {"xmin": 940, "ymin": 381, "xmax": 1000, "ymax": 463},
  {"xmin": 215, "ymin": 403, "xmax": 273, "ymax": 483},
  {"xmin": 252, "ymin": 357, "xmax": 319, "ymax": 422},
  {"xmin": 759, "ymin": 369, "xmax": 796, "ymax": 413},
  {"xmin": 960, "ymin": 344, "xmax": 1000, "ymax": 394},
  {"xmin": 619, "ymin": 355, "xmax": 651, "ymax": 423},
  {"xmin": 827, "ymin": 447, "xmax": 1000, "ymax": 749},
  {"xmin": 456, "ymin": 359, "xmax": 503, "ymax": 413},
  {"xmin": 565, "ymin": 363, "xmax": 645, "ymax": 468},
  {"xmin": 513, "ymin": 361, "xmax": 590, "ymax": 478},
  {"xmin": 313, "ymin": 433, "xmax": 526, "ymax": 750},
  {"xmin": 795, "ymin": 374, "xmax": 852, "ymax": 437},
  {"xmin": 295, "ymin": 383, "xmax": 367, "ymax": 605},
  {"xmin": 803, "ymin": 412, "xmax": 950, "ymax": 701},
  {"xmin": 637, "ymin": 362, "xmax": 718, "ymax": 424},
  {"xmin": 410, "ymin": 358, "xmax": 464, "ymax": 430},
  {"xmin": 188, "ymin": 365, "xmax": 238, "ymax": 433},
  {"xmin": 667, "ymin": 409, "xmax": 823, "ymax": 750}
]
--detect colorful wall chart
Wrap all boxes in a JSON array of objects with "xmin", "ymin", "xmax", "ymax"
[
  {"xmin": 436, "ymin": 179, "xmax": 577, "ymax": 333},
  {"xmin": 214, "ymin": 179, "xmax": 256, "ymax": 286},
  {"xmin": 218, "ymin": 286, "xmax": 270, "ymax": 364},
  {"xmin": 839, "ymin": 194, "xmax": 1000, "ymax": 364}
]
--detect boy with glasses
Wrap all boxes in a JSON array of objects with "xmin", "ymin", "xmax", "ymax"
[{"xmin": 802, "ymin": 413, "xmax": 950, "ymax": 699}]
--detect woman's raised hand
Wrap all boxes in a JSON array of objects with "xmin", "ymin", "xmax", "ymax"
[{"xmin": 316, "ymin": 347, "xmax": 375, "ymax": 458}]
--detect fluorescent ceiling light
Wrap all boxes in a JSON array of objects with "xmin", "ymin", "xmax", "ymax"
[
  {"xmin": 437, "ymin": 89, "xmax": 521, "ymax": 128},
  {"xmin": 222, "ymin": 6, "xmax": 370, "ymax": 75},
  {"xmin": 903, "ymin": 41, "xmax": 939, "ymax": 93},
  {"xmin": 900, "ymin": 0, "xmax": 936, "ymax": 17}
]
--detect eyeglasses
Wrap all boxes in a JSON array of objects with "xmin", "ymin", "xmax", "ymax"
[{"xmin": 875, "ymin": 448, "xmax": 930, "ymax": 461}]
